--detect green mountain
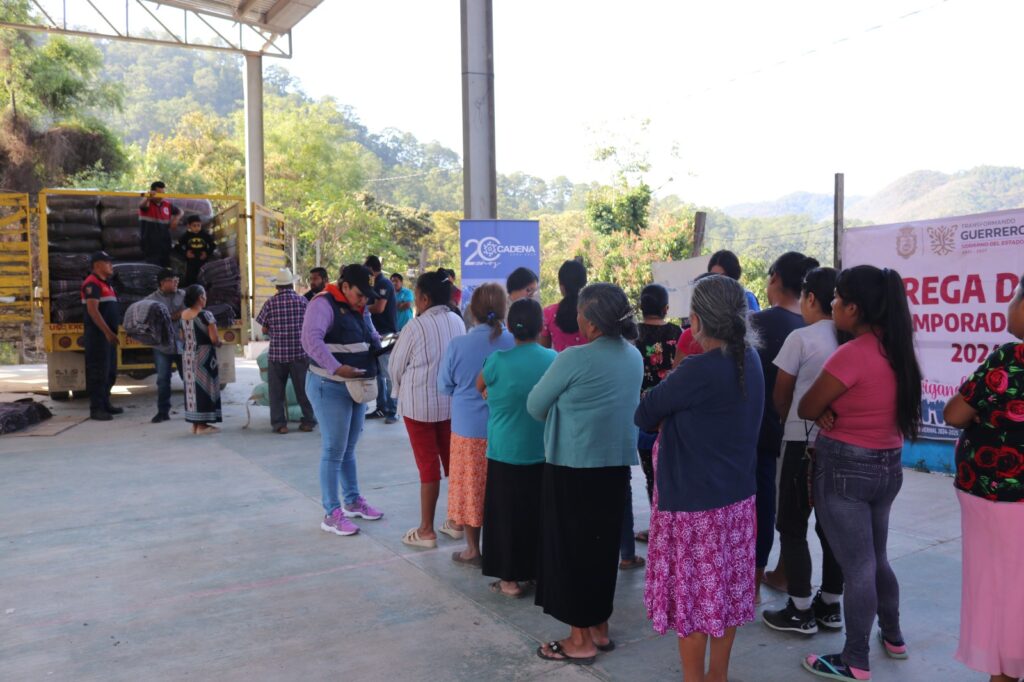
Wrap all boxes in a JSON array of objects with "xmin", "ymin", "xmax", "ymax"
[
  {"xmin": 848, "ymin": 166, "xmax": 1024, "ymax": 223},
  {"xmin": 726, "ymin": 167, "xmax": 1024, "ymax": 225}
]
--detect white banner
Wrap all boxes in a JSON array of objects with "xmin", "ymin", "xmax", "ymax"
[{"xmin": 843, "ymin": 208, "xmax": 1024, "ymax": 440}]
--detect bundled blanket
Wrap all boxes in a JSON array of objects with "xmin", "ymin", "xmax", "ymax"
[{"xmin": 123, "ymin": 299, "xmax": 177, "ymax": 352}]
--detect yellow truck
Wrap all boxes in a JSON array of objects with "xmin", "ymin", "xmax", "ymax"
[{"xmin": 0, "ymin": 189, "xmax": 287, "ymax": 400}]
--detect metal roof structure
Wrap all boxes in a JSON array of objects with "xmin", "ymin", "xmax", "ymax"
[{"xmin": 2, "ymin": 0, "xmax": 324, "ymax": 57}]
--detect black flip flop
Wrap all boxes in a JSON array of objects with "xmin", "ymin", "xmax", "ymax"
[
  {"xmin": 596, "ymin": 639, "xmax": 616, "ymax": 653},
  {"xmin": 536, "ymin": 641, "xmax": 595, "ymax": 666}
]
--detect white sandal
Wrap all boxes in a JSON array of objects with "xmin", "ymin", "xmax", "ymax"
[
  {"xmin": 402, "ymin": 528, "xmax": 437, "ymax": 549},
  {"xmin": 438, "ymin": 519, "xmax": 465, "ymax": 540}
]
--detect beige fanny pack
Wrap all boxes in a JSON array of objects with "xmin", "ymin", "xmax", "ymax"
[{"xmin": 309, "ymin": 358, "xmax": 379, "ymax": 405}]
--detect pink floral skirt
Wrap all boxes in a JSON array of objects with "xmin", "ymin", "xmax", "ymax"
[{"xmin": 644, "ymin": 441, "xmax": 756, "ymax": 638}]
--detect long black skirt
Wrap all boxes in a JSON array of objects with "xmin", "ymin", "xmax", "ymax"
[
  {"xmin": 482, "ymin": 459, "xmax": 543, "ymax": 582},
  {"xmin": 534, "ymin": 463, "xmax": 630, "ymax": 628}
]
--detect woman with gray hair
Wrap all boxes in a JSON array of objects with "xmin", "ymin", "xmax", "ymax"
[
  {"xmin": 527, "ymin": 282, "xmax": 644, "ymax": 664},
  {"xmin": 635, "ymin": 274, "xmax": 764, "ymax": 681}
]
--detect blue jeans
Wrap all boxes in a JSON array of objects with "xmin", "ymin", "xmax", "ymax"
[
  {"xmin": 153, "ymin": 349, "xmax": 182, "ymax": 416},
  {"xmin": 375, "ymin": 351, "xmax": 396, "ymax": 417},
  {"xmin": 306, "ymin": 371, "xmax": 367, "ymax": 514},
  {"xmin": 813, "ymin": 435, "xmax": 903, "ymax": 671}
]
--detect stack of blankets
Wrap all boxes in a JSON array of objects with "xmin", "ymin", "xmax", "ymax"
[
  {"xmin": 47, "ymin": 195, "xmax": 101, "ymax": 323},
  {"xmin": 111, "ymin": 263, "xmax": 162, "ymax": 320},
  {"xmin": 45, "ymin": 194, "xmax": 222, "ymax": 325},
  {"xmin": 198, "ymin": 257, "xmax": 240, "ymax": 326}
]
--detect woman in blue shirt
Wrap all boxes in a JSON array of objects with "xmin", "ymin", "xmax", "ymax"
[
  {"xmin": 527, "ymin": 283, "xmax": 643, "ymax": 665},
  {"xmin": 635, "ymin": 274, "xmax": 763, "ymax": 682},
  {"xmin": 477, "ymin": 298, "xmax": 556, "ymax": 597},
  {"xmin": 437, "ymin": 283, "xmax": 514, "ymax": 565}
]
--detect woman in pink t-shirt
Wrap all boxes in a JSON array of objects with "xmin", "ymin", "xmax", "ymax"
[
  {"xmin": 796, "ymin": 265, "xmax": 922, "ymax": 682},
  {"xmin": 540, "ymin": 259, "xmax": 588, "ymax": 352}
]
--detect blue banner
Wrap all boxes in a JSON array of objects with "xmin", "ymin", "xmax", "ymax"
[{"xmin": 459, "ymin": 220, "xmax": 540, "ymax": 306}]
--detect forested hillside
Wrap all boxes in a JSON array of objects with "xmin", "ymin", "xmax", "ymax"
[{"xmin": 4, "ymin": 1, "xmax": 1017, "ymax": 309}]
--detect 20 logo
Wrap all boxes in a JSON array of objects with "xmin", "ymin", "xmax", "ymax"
[{"xmin": 464, "ymin": 237, "xmax": 502, "ymax": 266}]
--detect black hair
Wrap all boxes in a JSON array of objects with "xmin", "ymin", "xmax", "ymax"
[
  {"xmin": 150, "ymin": 181, "xmax": 165, "ymax": 191},
  {"xmin": 835, "ymin": 265, "xmax": 922, "ymax": 440},
  {"xmin": 186, "ymin": 214, "xmax": 201, "ymax": 225},
  {"xmin": 801, "ymin": 267, "xmax": 838, "ymax": 315},
  {"xmin": 707, "ymin": 250, "xmax": 742, "ymax": 280},
  {"xmin": 555, "ymin": 259, "xmax": 587, "ymax": 333},
  {"xmin": 390, "ymin": 272, "xmax": 404, "ymax": 282},
  {"xmin": 770, "ymin": 251, "xmax": 819, "ymax": 297},
  {"xmin": 364, "ymin": 255, "xmax": 382, "ymax": 272},
  {"xmin": 416, "ymin": 270, "xmax": 452, "ymax": 307},
  {"xmin": 506, "ymin": 267, "xmax": 539, "ymax": 294},
  {"xmin": 184, "ymin": 284, "xmax": 206, "ymax": 308},
  {"xmin": 639, "ymin": 284, "xmax": 670, "ymax": 317},
  {"xmin": 443, "ymin": 268, "xmax": 457, "ymax": 279},
  {"xmin": 577, "ymin": 282, "xmax": 638, "ymax": 340},
  {"xmin": 508, "ymin": 298, "xmax": 543, "ymax": 341},
  {"xmin": 310, "ymin": 267, "xmax": 328, "ymax": 279}
]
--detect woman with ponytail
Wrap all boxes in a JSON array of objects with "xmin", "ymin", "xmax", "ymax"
[
  {"xmin": 635, "ymin": 275, "xmax": 764, "ymax": 682},
  {"xmin": 798, "ymin": 265, "xmax": 922, "ymax": 681},
  {"xmin": 437, "ymin": 283, "xmax": 514, "ymax": 565},
  {"xmin": 541, "ymin": 259, "xmax": 588, "ymax": 351},
  {"xmin": 750, "ymin": 251, "xmax": 820, "ymax": 598}
]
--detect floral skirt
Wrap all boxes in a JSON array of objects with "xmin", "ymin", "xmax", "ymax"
[
  {"xmin": 447, "ymin": 433, "xmax": 488, "ymax": 527},
  {"xmin": 644, "ymin": 441, "xmax": 756, "ymax": 638}
]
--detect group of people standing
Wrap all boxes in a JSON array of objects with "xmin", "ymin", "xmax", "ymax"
[
  {"xmin": 82, "ymin": 252, "xmax": 222, "ymax": 433},
  {"xmin": 306, "ymin": 248, "xmax": 1023, "ymax": 682}
]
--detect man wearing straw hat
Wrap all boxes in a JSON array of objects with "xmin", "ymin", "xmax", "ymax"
[{"xmin": 256, "ymin": 267, "xmax": 317, "ymax": 434}]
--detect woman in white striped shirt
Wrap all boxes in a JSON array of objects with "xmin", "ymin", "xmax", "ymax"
[{"xmin": 390, "ymin": 270, "xmax": 468, "ymax": 549}]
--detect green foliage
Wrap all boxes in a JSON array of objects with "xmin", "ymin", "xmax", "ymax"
[{"xmin": 586, "ymin": 183, "xmax": 652, "ymax": 235}]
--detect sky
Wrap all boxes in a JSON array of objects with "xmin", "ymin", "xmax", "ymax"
[{"xmin": 283, "ymin": 0, "xmax": 1023, "ymax": 207}]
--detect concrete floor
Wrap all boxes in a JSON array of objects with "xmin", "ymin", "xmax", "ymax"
[{"xmin": 0, "ymin": 362, "xmax": 973, "ymax": 681}]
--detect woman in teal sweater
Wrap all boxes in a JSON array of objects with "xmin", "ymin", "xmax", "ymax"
[{"xmin": 527, "ymin": 282, "xmax": 644, "ymax": 665}]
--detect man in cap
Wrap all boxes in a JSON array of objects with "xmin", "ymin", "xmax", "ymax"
[
  {"xmin": 300, "ymin": 264, "xmax": 384, "ymax": 536},
  {"xmin": 256, "ymin": 267, "xmax": 316, "ymax": 434},
  {"xmin": 146, "ymin": 268, "xmax": 185, "ymax": 423},
  {"xmin": 364, "ymin": 255, "xmax": 398, "ymax": 424},
  {"xmin": 138, "ymin": 181, "xmax": 182, "ymax": 267},
  {"xmin": 81, "ymin": 251, "xmax": 122, "ymax": 421}
]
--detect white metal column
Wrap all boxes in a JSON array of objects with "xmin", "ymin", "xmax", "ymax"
[
  {"xmin": 244, "ymin": 53, "xmax": 266, "ymax": 212},
  {"xmin": 460, "ymin": 0, "xmax": 496, "ymax": 219}
]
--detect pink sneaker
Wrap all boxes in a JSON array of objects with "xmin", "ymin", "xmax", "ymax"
[
  {"xmin": 343, "ymin": 497, "xmax": 383, "ymax": 520},
  {"xmin": 321, "ymin": 508, "xmax": 359, "ymax": 536}
]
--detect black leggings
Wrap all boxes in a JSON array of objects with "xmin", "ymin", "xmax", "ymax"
[{"xmin": 777, "ymin": 440, "xmax": 844, "ymax": 598}]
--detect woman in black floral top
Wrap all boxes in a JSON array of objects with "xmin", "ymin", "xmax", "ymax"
[
  {"xmin": 630, "ymin": 285, "xmax": 681, "ymax": 543},
  {"xmin": 943, "ymin": 272, "xmax": 1024, "ymax": 682}
]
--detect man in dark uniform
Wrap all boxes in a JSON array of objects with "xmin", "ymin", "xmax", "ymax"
[
  {"xmin": 138, "ymin": 181, "xmax": 182, "ymax": 267},
  {"xmin": 81, "ymin": 251, "xmax": 122, "ymax": 421},
  {"xmin": 364, "ymin": 255, "xmax": 397, "ymax": 423}
]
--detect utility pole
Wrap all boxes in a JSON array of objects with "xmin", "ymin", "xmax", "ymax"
[
  {"xmin": 833, "ymin": 173, "xmax": 844, "ymax": 269},
  {"xmin": 460, "ymin": 0, "xmax": 497, "ymax": 219},
  {"xmin": 693, "ymin": 211, "xmax": 707, "ymax": 257}
]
